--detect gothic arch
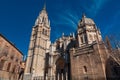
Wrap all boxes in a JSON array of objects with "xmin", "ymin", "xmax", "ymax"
[
  {"xmin": 0, "ymin": 59, "xmax": 5, "ymax": 70},
  {"xmin": 7, "ymin": 63, "xmax": 11, "ymax": 71},
  {"xmin": 45, "ymin": 30, "xmax": 47, "ymax": 35},
  {"xmin": 42, "ymin": 29, "xmax": 45, "ymax": 34},
  {"xmin": 0, "ymin": 55, "xmax": 7, "ymax": 70},
  {"xmin": 55, "ymin": 56, "xmax": 66, "ymax": 80}
]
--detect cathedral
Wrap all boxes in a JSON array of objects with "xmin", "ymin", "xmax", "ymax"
[{"xmin": 24, "ymin": 4, "xmax": 120, "ymax": 80}]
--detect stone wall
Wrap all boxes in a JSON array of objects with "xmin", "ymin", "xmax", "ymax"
[
  {"xmin": 0, "ymin": 34, "xmax": 23, "ymax": 80},
  {"xmin": 70, "ymin": 43, "xmax": 107, "ymax": 80}
]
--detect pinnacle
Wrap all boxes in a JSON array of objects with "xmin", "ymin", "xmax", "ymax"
[
  {"xmin": 82, "ymin": 13, "xmax": 86, "ymax": 18},
  {"xmin": 43, "ymin": 0, "xmax": 46, "ymax": 10}
]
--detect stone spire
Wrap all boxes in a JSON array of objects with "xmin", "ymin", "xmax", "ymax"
[
  {"xmin": 35, "ymin": 0, "xmax": 50, "ymax": 27},
  {"xmin": 72, "ymin": 33, "xmax": 75, "ymax": 38},
  {"xmin": 81, "ymin": 13, "xmax": 86, "ymax": 24},
  {"xmin": 24, "ymin": 1, "xmax": 51, "ymax": 77},
  {"xmin": 43, "ymin": 0, "xmax": 46, "ymax": 10},
  {"xmin": 105, "ymin": 36, "xmax": 112, "ymax": 50}
]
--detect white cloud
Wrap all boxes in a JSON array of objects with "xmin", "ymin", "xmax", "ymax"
[{"xmin": 51, "ymin": 11, "xmax": 79, "ymax": 30}]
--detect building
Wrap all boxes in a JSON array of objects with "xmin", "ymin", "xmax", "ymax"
[
  {"xmin": 24, "ymin": 5, "xmax": 51, "ymax": 80},
  {"xmin": 0, "ymin": 34, "xmax": 23, "ymax": 80},
  {"xmin": 69, "ymin": 14, "xmax": 107, "ymax": 79},
  {"xmin": 24, "ymin": 4, "xmax": 120, "ymax": 80},
  {"xmin": 18, "ymin": 61, "xmax": 26, "ymax": 80}
]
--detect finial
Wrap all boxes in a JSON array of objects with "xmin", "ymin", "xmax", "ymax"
[
  {"xmin": 72, "ymin": 33, "xmax": 75, "ymax": 38},
  {"xmin": 70, "ymin": 33, "xmax": 72, "ymax": 36},
  {"xmin": 49, "ymin": 20, "xmax": 50, "ymax": 26},
  {"xmin": 116, "ymin": 45, "xmax": 119, "ymax": 49},
  {"xmin": 62, "ymin": 33, "xmax": 64, "ymax": 36},
  {"xmin": 82, "ymin": 13, "xmax": 86, "ymax": 18},
  {"xmin": 43, "ymin": 0, "xmax": 46, "ymax": 10}
]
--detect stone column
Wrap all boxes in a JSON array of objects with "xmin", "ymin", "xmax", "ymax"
[
  {"xmin": 63, "ymin": 72, "xmax": 66, "ymax": 80},
  {"xmin": 62, "ymin": 73, "xmax": 63, "ymax": 80},
  {"xmin": 59, "ymin": 73, "xmax": 62, "ymax": 80},
  {"xmin": 69, "ymin": 48, "xmax": 75, "ymax": 80},
  {"xmin": 56, "ymin": 71, "xmax": 58, "ymax": 80},
  {"xmin": 57, "ymin": 73, "xmax": 60, "ymax": 80},
  {"xmin": 46, "ymin": 74, "xmax": 48, "ymax": 80}
]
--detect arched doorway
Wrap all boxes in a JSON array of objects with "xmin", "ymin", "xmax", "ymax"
[{"xmin": 55, "ymin": 56, "xmax": 67, "ymax": 80}]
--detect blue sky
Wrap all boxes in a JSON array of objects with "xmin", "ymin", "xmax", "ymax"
[{"xmin": 0, "ymin": 0, "xmax": 120, "ymax": 55}]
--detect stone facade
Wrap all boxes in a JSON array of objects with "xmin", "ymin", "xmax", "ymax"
[
  {"xmin": 0, "ymin": 34, "xmax": 23, "ymax": 80},
  {"xmin": 70, "ymin": 42, "xmax": 107, "ymax": 80},
  {"xmin": 24, "ymin": 5, "xmax": 51, "ymax": 80},
  {"xmin": 68, "ymin": 14, "xmax": 107, "ymax": 80},
  {"xmin": 24, "ymin": 4, "xmax": 120, "ymax": 80}
]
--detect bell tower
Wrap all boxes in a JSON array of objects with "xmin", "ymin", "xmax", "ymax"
[
  {"xmin": 77, "ymin": 14, "xmax": 102, "ymax": 47},
  {"xmin": 24, "ymin": 4, "xmax": 51, "ymax": 78}
]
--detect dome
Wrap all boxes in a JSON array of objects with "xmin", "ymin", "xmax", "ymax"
[
  {"xmin": 84, "ymin": 18, "xmax": 95, "ymax": 24},
  {"xmin": 79, "ymin": 14, "xmax": 95, "ymax": 26}
]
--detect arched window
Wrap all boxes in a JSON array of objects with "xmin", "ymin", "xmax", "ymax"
[
  {"xmin": 45, "ymin": 30, "xmax": 47, "ymax": 35},
  {"xmin": 16, "ymin": 58, "xmax": 18, "ymax": 62},
  {"xmin": 42, "ymin": 29, "xmax": 45, "ymax": 34},
  {"xmin": 0, "ymin": 59, "xmax": 5, "ymax": 70},
  {"xmin": 40, "ymin": 18, "xmax": 42, "ymax": 23},
  {"xmin": 42, "ymin": 29, "xmax": 47, "ymax": 35},
  {"xmin": 0, "ymin": 48, "xmax": 8, "ymax": 58},
  {"xmin": 42, "ymin": 17, "xmax": 45, "ymax": 22},
  {"xmin": 7, "ymin": 63, "xmax": 11, "ymax": 71},
  {"xmin": 81, "ymin": 36, "xmax": 83, "ymax": 43},
  {"xmin": 83, "ymin": 66, "xmax": 87, "ymax": 73},
  {"xmin": 84, "ymin": 34, "xmax": 87, "ymax": 43},
  {"xmin": 12, "ymin": 65, "xmax": 16, "ymax": 73},
  {"xmin": 56, "ymin": 41, "xmax": 60, "ymax": 50},
  {"xmin": 10, "ymin": 55, "xmax": 14, "ymax": 60}
]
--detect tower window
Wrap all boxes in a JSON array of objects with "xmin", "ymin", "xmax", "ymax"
[
  {"xmin": 45, "ymin": 30, "xmax": 47, "ymax": 35},
  {"xmin": 83, "ymin": 66, "xmax": 87, "ymax": 73},
  {"xmin": 10, "ymin": 55, "xmax": 14, "ymax": 60},
  {"xmin": 16, "ymin": 58, "xmax": 18, "ymax": 62},
  {"xmin": 42, "ymin": 17, "xmax": 45, "ymax": 22},
  {"xmin": 42, "ymin": 29, "xmax": 47, "ymax": 35},
  {"xmin": 81, "ymin": 36, "xmax": 83, "ymax": 43},
  {"xmin": 84, "ymin": 35, "xmax": 87, "ymax": 43},
  {"xmin": 7, "ymin": 63, "xmax": 11, "ymax": 71},
  {"xmin": 56, "ymin": 44, "xmax": 60, "ymax": 50},
  {"xmin": 42, "ymin": 29, "xmax": 45, "ymax": 34},
  {"xmin": 12, "ymin": 65, "xmax": 16, "ymax": 73}
]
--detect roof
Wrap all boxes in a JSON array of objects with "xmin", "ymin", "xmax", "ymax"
[
  {"xmin": 84, "ymin": 18, "xmax": 95, "ymax": 24},
  {"xmin": 0, "ymin": 33, "xmax": 23, "ymax": 56},
  {"xmin": 79, "ymin": 14, "xmax": 95, "ymax": 25}
]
